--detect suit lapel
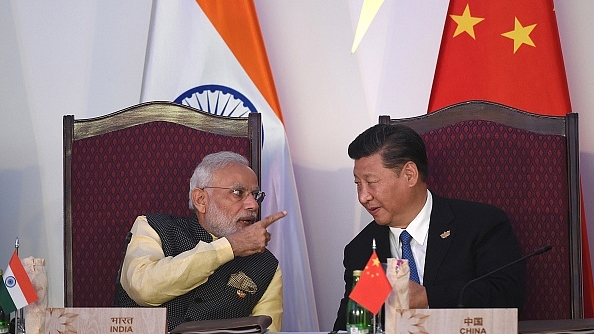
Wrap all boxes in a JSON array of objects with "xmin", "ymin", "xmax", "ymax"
[
  {"xmin": 374, "ymin": 224, "xmax": 391, "ymax": 263},
  {"xmin": 423, "ymin": 195, "xmax": 455, "ymax": 286}
]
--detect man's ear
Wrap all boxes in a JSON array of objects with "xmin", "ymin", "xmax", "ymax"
[
  {"xmin": 402, "ymin": 161, "xmax": 419, "ymax": 185},
  {"xmin": 192, "ymin": 188, "xmax": 208, "ymax": 214}
]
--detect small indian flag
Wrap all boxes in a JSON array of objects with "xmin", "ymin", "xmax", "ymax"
[{"xmin": 0, "ymin": 251, "xmax": 38, "ymax": 314}]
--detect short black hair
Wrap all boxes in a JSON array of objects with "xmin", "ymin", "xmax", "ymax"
[{"xmin": 348, "ymin": 123, "xmax": 428, "ymax": 181}]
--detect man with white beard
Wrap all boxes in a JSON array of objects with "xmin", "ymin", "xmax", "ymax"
[{"xmin": 115, "ymin": 151, "xmax": 287, "ymax": 332}]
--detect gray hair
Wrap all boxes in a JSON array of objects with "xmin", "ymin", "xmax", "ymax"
[{"xmin": 188, "ymin": 151, "xmax": 250, "ymax": 210}]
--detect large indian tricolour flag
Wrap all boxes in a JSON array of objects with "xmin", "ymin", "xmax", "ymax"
[{"xmin": 139, "ymin": 0, "xmax": 319, "ymax": 331}]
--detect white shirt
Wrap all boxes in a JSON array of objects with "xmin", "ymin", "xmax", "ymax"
[{"xmin": 389, "ymin": 189, "xmax": 432, "ymax": 284}]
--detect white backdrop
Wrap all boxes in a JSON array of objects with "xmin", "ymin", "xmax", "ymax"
[{"xmin": 1, "ymin": 0, "xmax": 593, "ymax": 331}]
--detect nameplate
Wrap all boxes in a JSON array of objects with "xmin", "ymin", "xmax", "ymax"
[
  {"xmin": 44, "ymin": 307, "xmax": 167, "ymax": 334},
  {"xmin": 387, "ymin": 308, "xmax": 517, "ymax": 334}
]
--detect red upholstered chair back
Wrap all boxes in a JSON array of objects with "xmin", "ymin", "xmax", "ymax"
[
  {"xmin": 63, "ymin": 101, "xmax": 261, "ymax": 307},
  {"xmin": 380, "ymin": 100, "xmax": 582, "ymax": 320}
]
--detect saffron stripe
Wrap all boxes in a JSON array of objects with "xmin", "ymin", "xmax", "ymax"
[{"xmin": 7, "ymin": 252, "xmax": 38, "ymax": 304}]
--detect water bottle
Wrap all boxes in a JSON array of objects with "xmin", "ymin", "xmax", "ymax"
[{"xmin": 346, "ymin": 270, "xmax": 371, "ymax": 334}]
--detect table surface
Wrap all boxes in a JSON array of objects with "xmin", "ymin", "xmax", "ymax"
[{"xmin": 518, "ymin": 318, "xmax": 594, "ymax": 333}]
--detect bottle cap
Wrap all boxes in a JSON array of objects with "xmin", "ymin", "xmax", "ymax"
[{"xmin": 353, "ymin": 270, "xmax": 362, "ymax": 276}]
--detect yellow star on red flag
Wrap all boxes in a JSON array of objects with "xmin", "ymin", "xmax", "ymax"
[
  {"xmin": 450, "ymin": 4, "xmax": 484, "ymax": 39},
  {"xmin": 501, "ymin": 17, "xmax": 537, "ymax": 53}
]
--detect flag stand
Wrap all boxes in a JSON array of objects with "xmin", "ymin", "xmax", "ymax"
[
  {"xmin": 372, "ymin": 238, "xmax": 377, "ymax": 334},
  {"xmin": 371, "ymin": 238, "xmax": 383, "ymax": 334},
  {"xmin": 373, "ymin": 309, "xmax": 383, "ymax": 334},
  {"xmin": 13, "ymin": 238, "xmax": 25, "ymax": 334}
]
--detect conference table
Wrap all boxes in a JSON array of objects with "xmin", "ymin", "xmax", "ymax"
[
  {"xmin": 279, "ymin": 320, "xmax": 594, "ymax": 334},
  {"xmin": 45, "ymin": 307, "xmax": 594, "ymax": 333},
  {"xmin": 518, "ymin": 318, "xmax": 594, "ymax": 333},
  {"xmin": 280, "ymin": 319, "xmax": 594, "ymax": 334}
]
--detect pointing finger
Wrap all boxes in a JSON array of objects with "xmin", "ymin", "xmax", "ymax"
[{"xmin": 259, "ymin": 211, "xmax": 287, "ymax": 228}]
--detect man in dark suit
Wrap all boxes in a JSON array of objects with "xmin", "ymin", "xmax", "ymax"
[{"xmin": 333, "ymin": 124, "xmax": 526, "ymax": 331}]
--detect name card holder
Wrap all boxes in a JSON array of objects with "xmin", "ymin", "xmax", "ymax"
[
  {"xmin": 387, "ymin": 308, "xmax": 517, "ymax": 334},
  {"xmin": 45, "ymin": 307, "xmax": 167, "ymax": 334}
]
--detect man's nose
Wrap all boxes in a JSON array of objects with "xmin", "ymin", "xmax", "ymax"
[
  {"xmin": 357, "ymin": 187, "xmax": 373, "ymax": 203},
  {"xmin": 244, "ymin": 193, "xmax": 259, "ymax": 210}
]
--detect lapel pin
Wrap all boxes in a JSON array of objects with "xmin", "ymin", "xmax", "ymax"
[
  {"xmin": 228, "ymin": 271, "xmax": 258, "ymax": 298},
  {"xmin": 440, "ymin": 230, "xmax": 451, "ymax": 239}
]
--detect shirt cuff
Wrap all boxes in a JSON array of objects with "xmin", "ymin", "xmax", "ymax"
[{"xmin": 209, "ymin": 237, "xmax": 234, "ymax": 263}]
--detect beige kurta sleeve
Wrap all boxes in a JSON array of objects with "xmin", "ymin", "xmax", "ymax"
[
  {"xmin": 120, "ymin": 215, "xmax": 235, "ymax": 306},
  {"xmin": 251, "ymin": 265, "xmax": 283, "ymax": 331}
]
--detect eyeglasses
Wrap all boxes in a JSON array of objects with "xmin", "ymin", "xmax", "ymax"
[{"xmin": 201, "ymin": 186, "xmax": 266, "ymax": 204}]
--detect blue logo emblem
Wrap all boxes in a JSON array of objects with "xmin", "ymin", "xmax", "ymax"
[
  {"xmin": 175, "ymin": 84, "xmax": 258, "ymax": 117},
  {"xmin": 5, "ymin": 275, "xmax": 16, "ymax": 288}
]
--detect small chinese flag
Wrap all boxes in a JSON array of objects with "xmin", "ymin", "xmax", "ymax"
[{"xmin": 349, "ymin": 251, "xmax": 392, "ymax": 315}]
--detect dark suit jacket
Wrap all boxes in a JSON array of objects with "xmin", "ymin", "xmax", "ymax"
[{"xmin": 333, "ymin": 193, "xmax": 526, "ymax": 331}]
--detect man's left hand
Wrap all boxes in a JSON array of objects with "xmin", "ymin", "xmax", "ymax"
[{"xmin": 409, "ymin": 280, "xmax": 429, "ymax": 308}]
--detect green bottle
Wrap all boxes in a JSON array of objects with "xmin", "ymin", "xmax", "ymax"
[
  {"xmin": 0, "ymin": 270, "xmax": 10, "ymax": 334},
  {"xmin": 346, "ymin": 270, "xmax": 371, "ymax": 334}
]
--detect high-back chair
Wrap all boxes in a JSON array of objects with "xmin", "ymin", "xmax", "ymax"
[
  {"xmin": 63, "ymin": 101, "xmax": 261, "ymax": 307},
  {"xmin": 380, "ymin": 100, "xmax": 582, "ymax": 320}
]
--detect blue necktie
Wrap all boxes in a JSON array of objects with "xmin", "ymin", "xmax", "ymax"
[{"xmin": 400, "ymin": 230, "xmax": 420, "ymax": 283}]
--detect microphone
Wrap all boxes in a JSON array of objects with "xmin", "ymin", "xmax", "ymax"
[{"xmin": 457, "ymin": 245, "xmax": 552, "ymax": 308}]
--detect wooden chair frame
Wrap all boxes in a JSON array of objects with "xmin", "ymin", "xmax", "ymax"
[
  {"xmin": 63, "ymin": 101, "xmax": 262, "ymax": 306},
  {"xmin": 380, "ymin": 100, "xmax": 582, "ymax": 319}
]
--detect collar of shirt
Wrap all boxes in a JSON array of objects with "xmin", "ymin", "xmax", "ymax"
[
  {"xmin": 390, "ymin": 189, "xmax": 432, "ymax": 246},
  {"xmin": 389, "ymin": 190, "xmax": 433, "ymax": 282}
]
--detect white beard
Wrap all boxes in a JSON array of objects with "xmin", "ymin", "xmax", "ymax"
[{"xmin": 203, "ymin": 200, "xmax": 256, "ymax": 237}]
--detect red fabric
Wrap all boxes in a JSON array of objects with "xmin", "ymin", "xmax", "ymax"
[
  {"xmin": 349, "ymin": 251, "xmax": 392, "ymax": 315},
  {"xmin": 429, "ymin": 0, "xmax": 594, "ymax": 317},
  {"xmin": 422, "ymin": 121, "xmax": 570, "ymax": 319},
  {"xmin": 428, "ymin": 1, "xmax": 570, "ymax": 115}
]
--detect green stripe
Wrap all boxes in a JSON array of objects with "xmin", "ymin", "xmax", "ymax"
[{"xmin": 0, "ymin": 274, "xmax": 17, "ymax": 315}]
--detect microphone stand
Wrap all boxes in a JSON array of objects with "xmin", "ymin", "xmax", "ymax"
[{"xmin": 457, "ymin": 245, "xmax": 552, "ymax": 308}]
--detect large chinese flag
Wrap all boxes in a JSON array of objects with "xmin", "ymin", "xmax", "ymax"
[
  {"xmin": 140, "ymin": 0, "xmax": 318, "ymax": 330},
  {"xmin": 428, "ymin": 0, "xmax": 593, "ymax": 317}
]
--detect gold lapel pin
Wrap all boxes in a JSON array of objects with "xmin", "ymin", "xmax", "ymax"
[
  {"xmin": 440, "ymin": 230, "xmax": 451, "ymax": 239},
  {"xmin": 228, "ymin": 271, "xmax": 258, "ymax": 299}
]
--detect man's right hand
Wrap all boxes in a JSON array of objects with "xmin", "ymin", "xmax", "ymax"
[{"xmin": 226, "ymin": 211, "xmax": 287, "ymax": 257}]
